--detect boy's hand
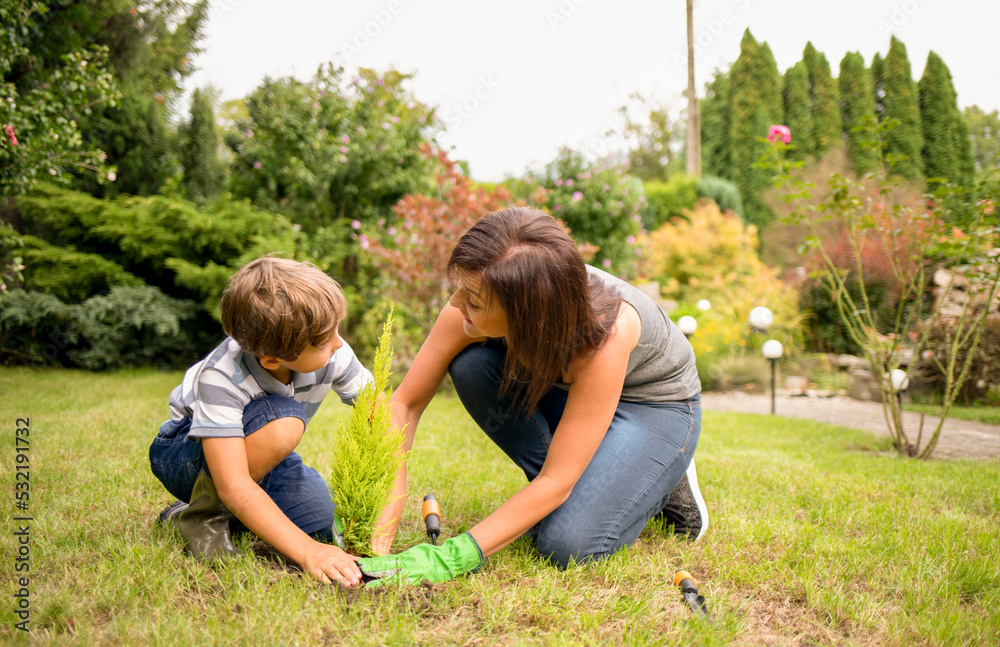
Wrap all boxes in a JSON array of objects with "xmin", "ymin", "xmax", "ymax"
[{"xmin": 300, "ymin": 541, "xmax": 363, "ymax": 587}]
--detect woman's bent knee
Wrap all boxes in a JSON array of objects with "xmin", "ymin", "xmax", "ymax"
[{"xmin": 536, "ymin": 528, "xmax": 608, "ymax": 569}]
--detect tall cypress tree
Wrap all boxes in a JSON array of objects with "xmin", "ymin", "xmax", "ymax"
[
  {"xmin": 871, "ymin": 52, "xmax": 886, "ymax": 123},
  {"xmin": 181, "ymin": 88, "xmax": 226, "ymax": 202},
  {"xmin": 839, "ymin": 52, "xmax": 879, "ymax": 175},
  {"xmin": 700, "ymin": 70, "xmax": 732, "ymax": 180},
  {"xmin": 882, "ymin": 37, "xmax": 924, "ymax": 180},
  {"xmin": 802, "ymin": 42, "xmax": 840, "ymax": 156},
  {"xmin": 728, "ymin": 29, "xmax": 783, "ymax": 227},
  {"xmin": 918, "ymin": 51, "xmax": 973, "ymax": 190},
  {"xmin": 964, "ymin": 106, "xmax": 1000, "ymax": 176},
  {"xmin": 783, "ymin": 61, "xmax": 813, "ymax": 160},
  {"xmin": 67, "ymin": 1, "xmax": 210, "ymax": 197}
]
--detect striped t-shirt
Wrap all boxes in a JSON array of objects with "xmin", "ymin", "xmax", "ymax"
[{"xmin": 167, "ymin": 337, "xmax": 373, "ymax": 440}]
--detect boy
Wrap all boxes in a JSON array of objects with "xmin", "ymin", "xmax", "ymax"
[{"xmin": 149, "ymin": 257, "xmax": 367, "ymax": 587}]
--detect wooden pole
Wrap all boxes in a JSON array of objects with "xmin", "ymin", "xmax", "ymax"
[{"xmin": 685, "ymin": 0, "xmax": 702, "ymax": 178}]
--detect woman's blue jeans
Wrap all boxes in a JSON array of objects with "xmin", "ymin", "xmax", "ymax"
[{"xmin": 449, "ymin": 339, "xmax": 701, "ymax": 568}]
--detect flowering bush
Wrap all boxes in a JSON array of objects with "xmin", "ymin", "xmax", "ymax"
[
  {"xmin": 525, "ymin": 149, "xmax": 644, "ymax": 276},
  {"xmin": 364, "ymin": 146, "xmax": 536, "ymax": 364},
  {"xmin": 639, "ymin": 199, "xmax": 802, "ymax": 341}
]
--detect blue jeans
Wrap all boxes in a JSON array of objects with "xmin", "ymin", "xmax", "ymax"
[
  {"xmin": 148, "ymin": 395, "xmax": 338, "ymax": 542},
  {"xmin": 449, "ymin": 339, "xmax": 701, "ymax": 568}
]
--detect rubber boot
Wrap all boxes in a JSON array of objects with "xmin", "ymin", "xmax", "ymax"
[{"xmin": 176, "ymin": 470, "xmax": 241, "ymax": 560}]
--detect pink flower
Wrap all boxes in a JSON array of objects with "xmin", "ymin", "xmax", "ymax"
[
  {"xmin": 626, "ymin": 235, "xmax": 635, "ymax": 245},
  {"xmin": 340, "ymin": 146, "xmax": 349, "ymax": 154},
  {"xmin": 341, "ymin": 134, "xmax": 350, "ymax": 144},
  {"xmin": 554, "ymin": 204, "xmax": 563, "ymax": 211},
  {"xmin": 407, "ymin": 100, "xmax": 417, "ymax": 109},
  {"xmin": 555, "ymin": 179, "xmax": 563, "ymax": 187},
  {"xmin": 391, "ymin": 116, "xmax": 400, "ymax": 124},
  {"xmin": 572, "ymin": 191, "xmax": 583, "ymax": 202},
  {"xmin": 253, "ymin": 161, "xmax": 262, "ymax": 169},
  {"xmin": 351, "ymin": 220, "xmax": 361, "ymax": 230},
  {"xmin": 767, "ymin": 124, "xmax": 791, "ymax": 144},
  {"xmin": 359, "ymin": 234, "xmax": 370, "ymax": 250},
  {"xmin": 602, "ymin": 259, "xmax": 612, "ymax": 268},
  {"xmin": 565, "ymin": 179, "xmax": 574, "ymax": 187},
  {"xmin": 387, "ymin": 227, "xmax": 397, "ymax": 235},
  {"xmin": 5, "ymin": 125, "xmax": 17, "ymax": 146}
]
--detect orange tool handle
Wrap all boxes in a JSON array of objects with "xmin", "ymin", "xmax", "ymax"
[
  {"xmin": 674, "ymin": 570, "xmax": 697, "ymax": 588},
  {"xmin": 422, "ymin": 495, "xmax": 440, "ymax": 521},
  {"xmin": 422, "ymin": 494, "xmax": 440, "ymax": 544}
]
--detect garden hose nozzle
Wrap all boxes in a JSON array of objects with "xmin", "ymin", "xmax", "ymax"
[
  {"xmin": 674, "ymin": 570, "xmax": 711, "ymax": 621},
  {"xmin": 422, "ymin": 494, "xmax": 440, "ymax": 545}
]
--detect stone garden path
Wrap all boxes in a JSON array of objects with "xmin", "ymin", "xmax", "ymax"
[{"xmin": 701, "ymin": 392, "xmax": 1000, "ymax": 461}]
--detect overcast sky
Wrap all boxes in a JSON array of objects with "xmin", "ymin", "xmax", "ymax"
[{"xmin": 185, "ymin": 0, "xmax": 1000, "ymax": 182}]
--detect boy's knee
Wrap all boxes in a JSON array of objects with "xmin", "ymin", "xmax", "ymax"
[
  {"xmin": 243, "ymin": 396, "xmax": 306, "ymax": 434},
  {"xmin": 243, "ymin": 396, "xmax": 306, "ymax": 480}
]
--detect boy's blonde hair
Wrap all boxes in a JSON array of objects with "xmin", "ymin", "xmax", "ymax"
[{"xmin": 220, "ymin": 257, "xmax": 347, "ymax": 360}]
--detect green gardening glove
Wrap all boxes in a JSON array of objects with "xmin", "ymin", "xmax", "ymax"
[{"xmin": 357, "ymin": 532, "xmax": 484, "ymax": 587}]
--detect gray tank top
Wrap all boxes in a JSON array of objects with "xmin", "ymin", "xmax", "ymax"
[{"xmin": 555, "ymin": 265, "xmax": 701, "ymax": 403}]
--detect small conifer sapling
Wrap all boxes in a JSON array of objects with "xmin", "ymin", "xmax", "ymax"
[{"xmin": 328, "ymin": 310, "xmax": 407, "ymax": 556}]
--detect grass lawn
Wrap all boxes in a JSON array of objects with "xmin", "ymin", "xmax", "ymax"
[{"xmin": 2, "ymin": 368, "xmax": 998, "ymax": 645}]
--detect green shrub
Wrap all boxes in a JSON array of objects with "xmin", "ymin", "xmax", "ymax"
[
  {"xmin": 15, "ymin": 185, "xmax": 305, "ymax": 320},
  {"xmin": 697, "ymin": 175, "xmax": 744, "ymax": 218},
  {"xmin": 642, "ymin": 175, "xmax": 698, "ymax": 229},
  {"xmin": 19, "ymin": 235, "xmax": 143, "ymax": 303},
  {"xmin": 0, "ymin": 286, "xmax": 199, "ymax": 369},
  {"xmin": 0, "ymin": 289, "xmax": 78, "ymax": 365},
  {"xmin": 70, "ymin": 285, "xmax": 199, "ymax": 370}
]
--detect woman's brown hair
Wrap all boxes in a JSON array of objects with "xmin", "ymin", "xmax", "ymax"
[{"xmin": 448, "ymin": 207, "xmax": 621, "ymax": 414}]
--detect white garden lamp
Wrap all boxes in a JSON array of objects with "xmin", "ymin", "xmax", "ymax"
[
  {"xmin": 762, "ymin": 339, "xmax": 784, "ymax": 415},
  {"xmin": 748, "ymin": 306, "xmax": 774, "ymax": 333},
  {"xmin": 677, "ymin": 316, "xmax": 698, "ymax": 338},
  {"xmin": 889, "ymin": 368, "xmax": 910, "ymax": 414}
]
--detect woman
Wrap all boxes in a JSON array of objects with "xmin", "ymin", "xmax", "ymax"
[{"xmin": 358, "ymin": 207, "xmax": 707, "ymax": 584}]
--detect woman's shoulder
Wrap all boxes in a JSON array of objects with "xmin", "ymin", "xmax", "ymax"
[{"xmin": 564, "ymin": 301, "xmax": 640, "ymax": 384}]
